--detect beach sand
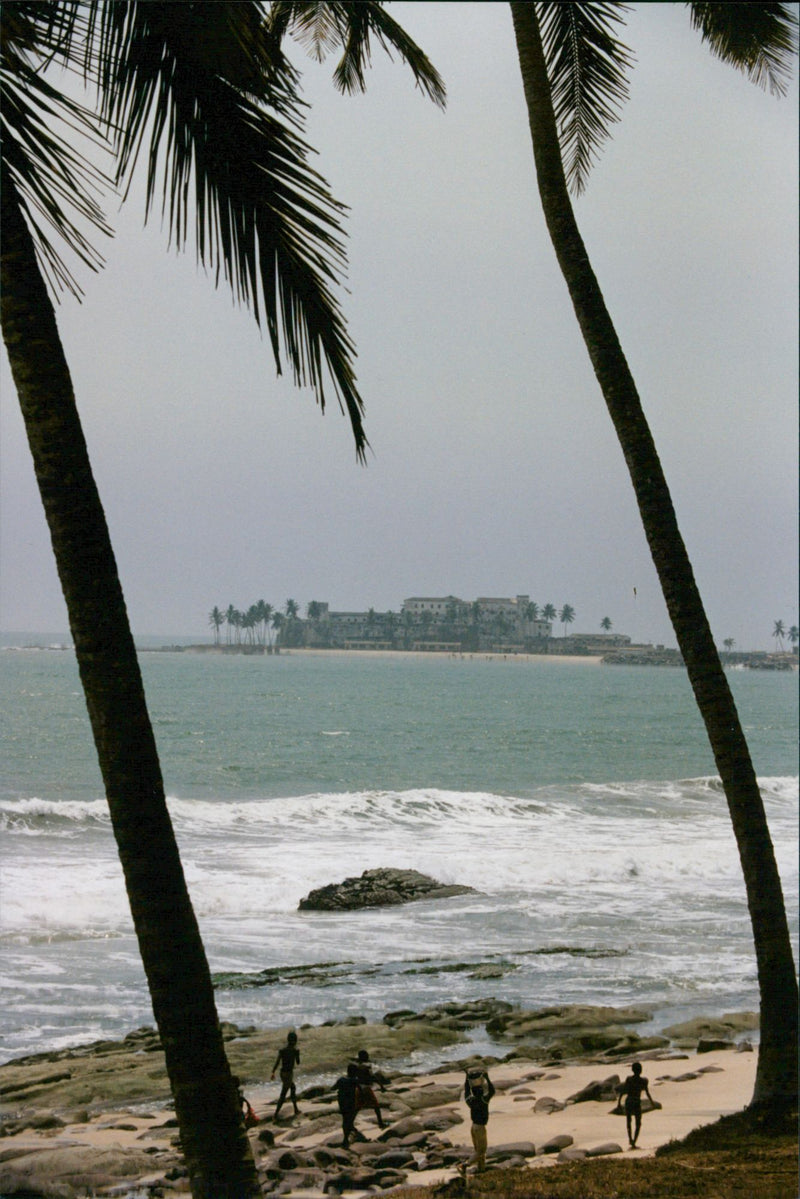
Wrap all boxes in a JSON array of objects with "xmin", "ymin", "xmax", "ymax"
[
  {"xmin": 0, "ymin": 1046, "xmax": 757, "ymax": 1195},
  {"xmin": 283, "ymin": 648, "xmax": 604, "ymax": 665}
]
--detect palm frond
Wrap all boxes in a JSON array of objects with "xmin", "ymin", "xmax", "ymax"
[
  {"xmin": 80, "ymin": 1, "xmax": 366, "ymax": 454},
  {"xmin": 537, "ymin": 1, "xmax": 634, "ymax": 195},
  {"xmin": 688, "ymin": 3, "xmax": 798, "ymax": 97},
  {"xmin": 0, "ymin": 3, "xmax": 112, "ymax": 298},
  {"xmin": 268, "ymin": 1, "xmax": 342, "ymax": 63},
  {"xmin": 269, "ymin": 0, "xmax": 446, "ymax": 107}
]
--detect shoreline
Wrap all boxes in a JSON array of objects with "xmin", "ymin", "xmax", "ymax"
[{"xmin": 0, "ymin": 1008, "xmax": 761, "ymax": 1197}]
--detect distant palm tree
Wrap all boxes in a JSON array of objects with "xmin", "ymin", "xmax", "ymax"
[
  {"xmin": 559, "ymin": 603, "xmax": 575, "ymax": 636},
  {"xmin": 541, "ymin": 602, "xmax": 557, "ymax": 650},
  {"xmin": 225, "ymin": 604, "xmax": 237, "ymax": 646},
  {"xmin": 600, "ymin": 616, "xmax": 613, "ymax": 632},
  {"xmin": 385, "ymin": 610, "xmax": 398, "ymax": 645},
  {"xmin": 209, "ymin": 606, "xmax": 224, "ymax": 645},
  {"xmin": 723, "ymin": 637, "xmax": 736, "ymax": 653},
  {"xmin": 788, "ymin": 626, "xmax": 799, "ymax": 650},
  {"xmin": 262, "ymin": 602, "xmax": 274, "ymax": 647},
  {"xmin": 525, "ymin": 600, "xmax": 540, "ymax": 622},
  {"xmin": 773, "ymin": 620, "xmax": 786, "ymax": 651}
]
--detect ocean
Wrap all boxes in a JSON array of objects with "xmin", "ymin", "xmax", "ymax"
[{"xmin": 1, "ymin": 641, "xmax": 797, "ymax": 1067}]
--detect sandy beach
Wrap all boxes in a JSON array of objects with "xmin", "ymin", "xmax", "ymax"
[
  {"xmin": 0, "ymin": 1027, "xmax": 758, "ymax": 1197},
  {"xmin": 279, "ymin": 648, "xmax": 604, "ymax": 666}
]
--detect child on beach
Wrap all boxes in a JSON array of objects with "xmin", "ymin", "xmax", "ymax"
[
  {"xmin": 464, "ymin": 1066, "xmax": 495, "ymax": 1172},
  {"xmin": 616, "ymin": 1060, "xmax": 655, "ymax": 1148},
  {"xmin": 333, "ymin": 1062, "xmax": 360, "ymax": 1147},
  {"xmin": 271, "ymin": 1030, "xmax": 300, "ymax": 1120},
  {"xmin": 353, "ymin": 1048, "xmax": 388, "ymax": 1129}
]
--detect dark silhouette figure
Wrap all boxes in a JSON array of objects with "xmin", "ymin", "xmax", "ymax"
[
  {"xmin": 333, "ymin": 1062, "xmax": 360, "ymax": 1147},
  {"xmin": 271, "ymin": 1030, "xmax": 300, "ymax": 1120},
  {"xmin": 617, "ymin": 1061, "xmax": 654, "ymax": 1148},
  {"xmin": 464, "ymin": 1067, "xmax": 495, "ymax": 1172},
  {"xmin": 353, "ymin": 1048, "xmax": 388, "ymax": 1129}
]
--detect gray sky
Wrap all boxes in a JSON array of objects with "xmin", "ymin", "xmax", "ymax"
[{"xmin": 1, "ymin": 2, "xmax": 797, "ymax": 649}]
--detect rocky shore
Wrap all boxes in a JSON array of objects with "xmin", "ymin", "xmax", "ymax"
[{"xmin": 0, "ymin": 1002, "xmax": 759, "ymax": 1197}]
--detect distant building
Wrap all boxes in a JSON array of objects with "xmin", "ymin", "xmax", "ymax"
[{"xmin": 285, "ymin": 592, "xmax": 572, "ymax": 651}]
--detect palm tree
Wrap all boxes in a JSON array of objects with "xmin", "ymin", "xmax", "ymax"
[
  {"xmin": 559, "ymin": 603, "xmax": 575, "ymax": 636},
  {"xmin": 509, "ymin": 1, "xmax": 797, "ymax": 1111},
  {"xmin": 209, "ymin": 606, "xmax": 224, "ymax": 645},
  {"xmin": 225, "ymin": 603, "xmax": 237, "ymax": 646},
  {"xmin": 600, "ymin": 616, "xmax": 613, "ymax": 632},
  {"xmin": 262, "ymin": 601, "xmax": 275, "ymax": 648},
  {"xmin": 772, "ymin": 619, "xmax": 786, "ymax": 652},
  {"xmin": 525, "ymin": 600, "xmax": 540, "ymax": 623},
  {"xmin": 723, "ymin": 637, "xmax": 736, "ymax": 654},
  {"xmin": 788, "ymin": 626, "xmax": 799, "ymax": 651},
  {"xmin": 1, "ymin": 3, "xmax": 441, "ymax": 1191},
  {"xmin": 541, "ymin": 602, "xmax": 557, "ymax": 650}
]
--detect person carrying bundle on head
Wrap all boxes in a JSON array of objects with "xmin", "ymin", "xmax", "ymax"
[{"xmin": 464, "ymin": 1065, "xmax": 495, "ymax": 1172}]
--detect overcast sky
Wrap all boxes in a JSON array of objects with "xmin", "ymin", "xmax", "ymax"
[{"xmin": 1, "ymin": 2, "xmax": 797, "ymax": 649}]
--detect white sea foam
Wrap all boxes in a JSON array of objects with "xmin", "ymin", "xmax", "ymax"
[{"xmin": 2, "ymin": 646, "xmax": 796, "ymax": 1061}]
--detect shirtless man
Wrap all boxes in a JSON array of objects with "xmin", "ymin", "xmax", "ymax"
[{"xmin": 617, "ymin": 1061, "xmax": 655, "ymax": 1148}]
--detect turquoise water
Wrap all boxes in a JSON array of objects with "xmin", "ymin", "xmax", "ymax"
[{"xmin": 1, "ymin": 645, "xmax": 797, "ymax": 1063}]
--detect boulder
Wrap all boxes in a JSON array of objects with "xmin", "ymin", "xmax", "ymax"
[
  {"xmin": 298, "ymin": 869, "xmax": 475, "ymax": 911},
  {"xmin": 558, "ymin": 1147, "xmax": 588, "ymax": 1162},
  {"xmin": 533, "ymin": 1096, "xmax": 565, "ymax": 1114},
  {"xmin": 585, "ymin": 1141, "xmax": 623, "ymax": 1157},
  {"xmin": 538, "ymin": 1134, "xmax": 574, "ymax": 1155},
  {"xmin": 488, "ymin": 1141, "xmax": 537, "ymax": 1160},
  {"xmin": 566, "ymin": 1075, "xmax": 620, "ymax": 1104}
]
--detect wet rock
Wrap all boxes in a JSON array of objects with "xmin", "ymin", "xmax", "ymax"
[
  {"xmin": 298, "ymin": 868, "xmax": 475, "ymax": 911},
  {"xmin": 486, "ymin": 1004, "xmax": 651, "ymax": 1042},
  {"xmin": 660, "ymin": 1013, "xmax": 758, "ymax": 1044},
  {"xmin": 697, "ymin": 1039, "xmax": 734, "ymax": 1054}
]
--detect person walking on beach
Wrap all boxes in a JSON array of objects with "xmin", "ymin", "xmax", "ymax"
[
  {"xmin": 464, "ymin": 1066, "xmax": 495, "ymax": 1172},
  {"xmin": 333, "ymin": 1062, "xmax": 360, "ymax": 1147},
  {"xmin": 271, "ymin": 1030, "xmax": 300, "ymax": 1120},
  {"xmin": 353, "ymin": 1048, "xmax": 388, "ymax": 1129},
  {"xmin": 617, "ymin": 1060, "xmax": 655, "ymax": 1148}
]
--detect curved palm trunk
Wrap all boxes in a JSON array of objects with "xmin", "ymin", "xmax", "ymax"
[
  {"xmin": 510, "ymin": 3, "xmax": 797, "ymax": 1111},
  {"xmin": 1, "ymin": 166, "xmax": 260, "ymax": 1197}
]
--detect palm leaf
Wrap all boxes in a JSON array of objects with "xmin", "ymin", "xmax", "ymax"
[
  {"xmin": 537, "ymin": 1, "xmax": 634, "ymax": 195},
  {"xmin": 269, "ymin": 0, "xmax": 446, "ymax": 107},
  {"xmin": 0, "ymin": 2, "xmax": 111, "ymax": 297},
  {"xmin": 688, "ymin": 3, "xmax": 798, "ymax": 97},
  {"xmin": 75, "ymin": 1, "xmax": 366, "ymax": 453}
]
